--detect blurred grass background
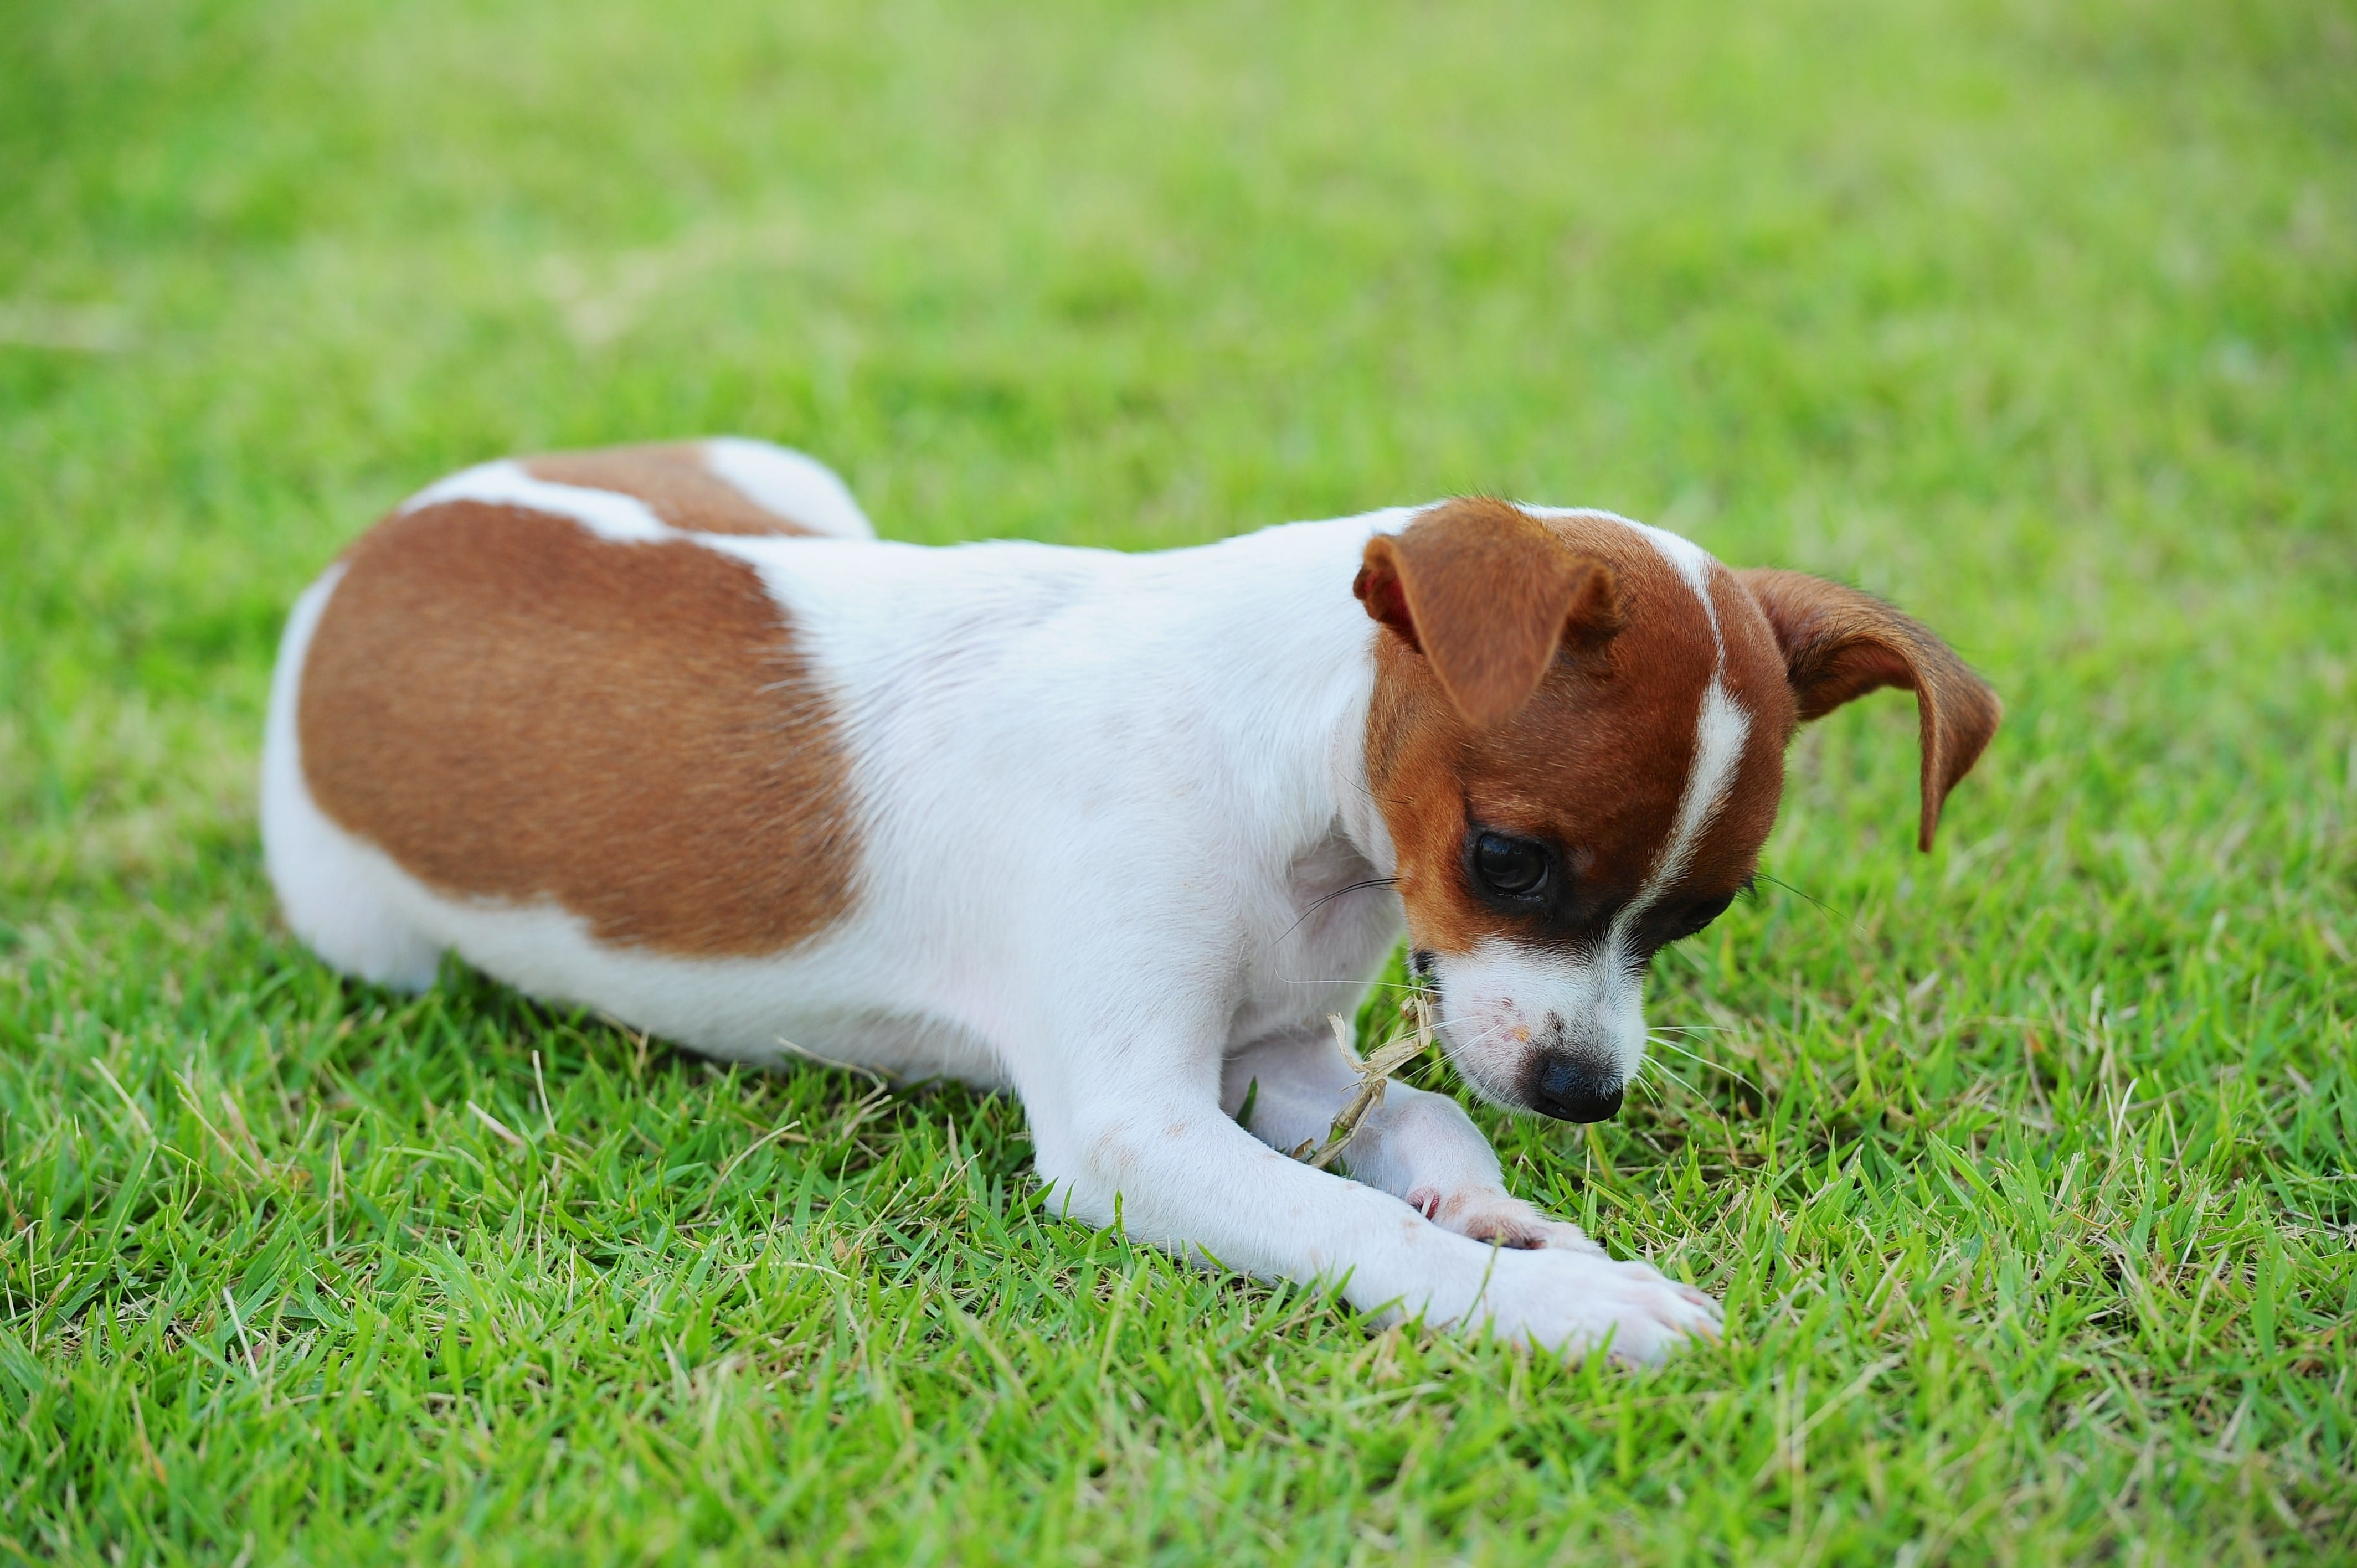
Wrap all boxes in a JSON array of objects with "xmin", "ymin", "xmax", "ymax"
[{"xmin": 2, "ymin": 0, "xmax": 2353, "ymax": 1562}]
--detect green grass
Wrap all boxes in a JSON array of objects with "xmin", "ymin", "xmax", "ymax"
[{"xmin": 4, "ymin": 0, "xmax": 2354, "ymax": 1560}]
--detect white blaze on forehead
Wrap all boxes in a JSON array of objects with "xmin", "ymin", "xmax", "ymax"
[
  {"xmin": 1642, "ymin": 679, "xmax": 1749, "ymax": 900},
  {"xmin": 1623, "ymin": 518, "xmax": 1720, "ymax": 629},
  {"xmin": 1613, "ymin": 516, "xmax": 1752, "ymax": 940}
]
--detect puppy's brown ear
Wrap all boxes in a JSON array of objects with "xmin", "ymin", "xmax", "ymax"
[
  {"xmin": 1738, "ymin": 569, "xmax": 2003, "ymax": 852},
  {"xmin": 1354, "ymin": 498, "xmax": 1619, "ymax": 730}
]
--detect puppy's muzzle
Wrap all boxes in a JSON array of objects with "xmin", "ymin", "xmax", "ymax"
[{"xmin": 1527, "ymin": 1050, "xmax": 1623, "ymax": 1123}]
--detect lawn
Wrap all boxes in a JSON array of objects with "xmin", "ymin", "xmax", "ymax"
[{"xmin": 3, "ymin": 0, "xmax": 2354, "ymax": 1560}]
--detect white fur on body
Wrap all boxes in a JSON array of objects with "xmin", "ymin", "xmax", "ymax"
[{"xmin": 262, "ymin": 442, "xmax": 1721, "ymax": 1362}]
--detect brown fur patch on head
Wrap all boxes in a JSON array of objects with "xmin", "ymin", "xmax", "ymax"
[
  {"xmin": 298, "ymin": 501, "xmax": 857, "ymax": 956},
  {"xmin": 1365, "ymin": 506, "xmax": 1795, "ymax": 959},
  {"xmin": 524, "ymin": 443, "xmax": 816, "ymax": 537},
  {"xmin": 1736, "ymin": 569, "xmax": 2002, "ymax": 850}
]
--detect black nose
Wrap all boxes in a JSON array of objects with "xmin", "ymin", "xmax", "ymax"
[{"xmin": 1528, "ymin": 1052, "xmax": 1624, "ymax": 1123}]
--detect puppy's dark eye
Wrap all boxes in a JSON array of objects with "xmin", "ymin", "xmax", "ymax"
[
  {"xmin": 1472, "ymin": 832, "xmax": 1549, "ymax": 898},
  {"xmin": 1670, "ymin": 895, "xmax": 1733, "ymax": 940}
]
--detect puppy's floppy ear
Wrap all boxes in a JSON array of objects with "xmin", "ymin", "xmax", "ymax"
[
  {"xmin": 1354, "ymin": 498, "xmax": 1620, "ymax": 730},
  {"xmin": 1738, "ymin": 568, "xmax": 2002, "ymax": 852}
]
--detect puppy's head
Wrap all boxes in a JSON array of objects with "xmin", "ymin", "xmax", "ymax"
[{"xmin": 1357, "ymin": 499, "xmax": 2001, "ymax": 1121}]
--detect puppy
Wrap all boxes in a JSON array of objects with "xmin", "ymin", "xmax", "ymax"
[{"xmin": 263, "ymin": 438, "xmax": 1999, "ymax": 1363}]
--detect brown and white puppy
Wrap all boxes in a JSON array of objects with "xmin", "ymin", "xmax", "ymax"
[{"xmin": 263, "ymin": 439, "xmax": 1999, "ymax": 1361}]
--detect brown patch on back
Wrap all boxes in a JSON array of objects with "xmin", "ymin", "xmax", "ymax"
[
  {"xmin": 524, "ymin": 443, "xmax": 815, "ymax": 537},
  {"xmin": 1364, "ymin": 504, "xmax": 1796, "ymax": 958},
  {"xmin": 299, "ymin": 500, "xmax": 857, "ymax": 956}
]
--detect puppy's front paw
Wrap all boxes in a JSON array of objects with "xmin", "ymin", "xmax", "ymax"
[
  {"xmin": 1406, "ymin": 1185, "xmax": 1604, "ymax": 1254},
  {"xmin": 1473, "ymin": 1247, "xmax": 1723, "ymax": 1366}
]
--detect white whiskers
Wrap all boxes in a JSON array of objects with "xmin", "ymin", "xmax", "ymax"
[{"xmin": 1645, "ymin": 1031, "xmax": 1761, "ymax": 1098}]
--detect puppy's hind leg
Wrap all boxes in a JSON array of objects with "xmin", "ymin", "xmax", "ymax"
[
  {"xmin": 701, "ymin": 439, "xmax": 876, "ymax": 540},
  {"xmin": 259, "ymin": 568, "xmax": 443, "ymax": 991}
]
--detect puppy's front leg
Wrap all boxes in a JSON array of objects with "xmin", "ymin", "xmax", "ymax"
[
  {"xmin": 1026, "ymin": 1051, "xmax": 1718, "ymax": 1364},
  {"xmin": 1223, "ymin": 1028, "xmax": 1604, "ymax": 1254}
]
